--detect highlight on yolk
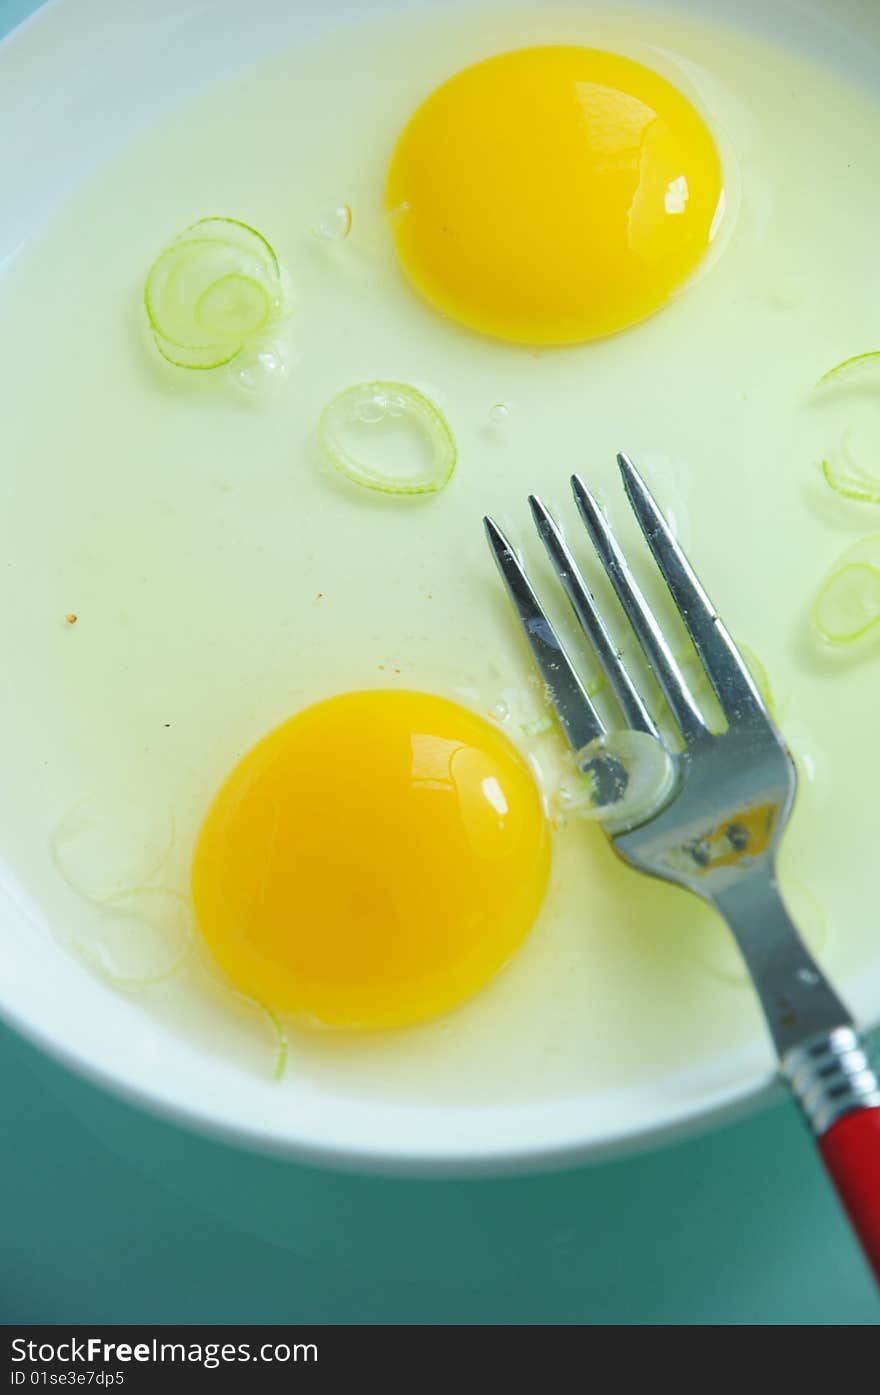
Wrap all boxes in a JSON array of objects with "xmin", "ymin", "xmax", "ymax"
[
  {"xmin": 385, "ymin": 46, "xmax": 724, "ymax": 345},
  {"xmin": 191, "ymin": 690, "xmax": 550, "ymax": 1030}
]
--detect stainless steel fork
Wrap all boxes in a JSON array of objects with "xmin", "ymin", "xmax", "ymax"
[{"xmin": 485, "ymin": 452, "xmax": 880, "ymax": 1282}]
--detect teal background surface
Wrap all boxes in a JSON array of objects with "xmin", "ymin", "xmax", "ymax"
[
  {"xmin": 2, "ymin": 0, "xmax": 879, "ymax": 1325},
  {"xmin": 3, "ymin": 1017, "xmax": 880, "ymax": 1323}
]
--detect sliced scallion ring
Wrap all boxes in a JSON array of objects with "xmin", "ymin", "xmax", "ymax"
[
  {"xmin": 152, "ymin": 332, "xmax": 243, "ymax": 371},
  {"xmin": 145, "ymin": 239, "xmax": 275, "ymax": 347},
  {"xmin": 70, "ymin": 887, "xmax": 194, "ymax": 993},
  {"xmin": 812, "ymin": 535, "xmax": 880, "ymax": 645},
  {"xmin": 817, "ymin": 351, "xmax": 880, "ymax": 388},
  {"xmin": 821, "ymin": 430, "xmax": 880, "ymax": 504},
  {"xmin": 183, "ymin": 216, "xmax": 281, "ymax": 276},
  {"xmin": 193, "ymin": 947, "xmax": 291, "ymax": 1081},
  {"xmin": 193, "ymin": 272, "xmax": 271, "ymax": 338},
  {"xmin": 821, "ymin": 457, "xmax": 880, "ymax": 504},
  {"xmin": 263, "ymin": 1005, "xmax": 289, "ymax": 1081},
  {"xmin": 555, "ymin": 729, "xmax": 678, "ymax": 834},
  {"xmin": 318, "ymin": 381, "xmax": 457, "ymax": 495},
  {"xmin": 144, "ymin": 216, "xmax": 283, "ymax": 370}
]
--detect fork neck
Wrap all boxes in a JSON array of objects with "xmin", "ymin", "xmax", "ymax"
[
  {"xmin": 713, "ymin": 875, "xmax": 880, "ymax": 1137},
  {"xmin": 713, "ymin": 873, "xmax": 852, "ymax": 1061}
]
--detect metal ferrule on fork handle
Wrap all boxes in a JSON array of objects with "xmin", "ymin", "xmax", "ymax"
[{"xmin": 782, "ymin": 1027, "xmax": 880, "ymax": 1137}]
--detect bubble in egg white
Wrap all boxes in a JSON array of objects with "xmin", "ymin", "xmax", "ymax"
[
  {"xmin": 353, "ymin": 389, "xmax": 409, "ymax": 424},
  {"xmin": 231, "ymin": 342, "xmax": 289, "ymax": 395},
  {"xmin": 311, "ymin": 203, "xmax": 352, "ymax": 242}
]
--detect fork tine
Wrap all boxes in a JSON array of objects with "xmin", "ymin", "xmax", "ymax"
[
  {"xmin": 527, "ymin": 495, "xmax": 660, "ymax": 740},
  {"xmin": 616, "ymin": 452, "xmax": 767, "ymax": 726},
  {"xmin": 483, "ymin": 515, "xmax": 605, "ymax": 752},
  {"xmin": 571, "ymin": 475, "xmax": 708, "ymax": 744}
]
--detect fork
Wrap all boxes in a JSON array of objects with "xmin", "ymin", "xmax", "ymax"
[{"xmin": 485, "ymin": 452, "xmax": 880, "ymax": 1283}]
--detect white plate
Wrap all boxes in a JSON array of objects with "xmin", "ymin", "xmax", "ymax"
[{"xmin": 1, "ymin": 0, "xmax": 879, "ymax": 1173}]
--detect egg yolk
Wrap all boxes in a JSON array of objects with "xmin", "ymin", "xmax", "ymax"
[
  {"xmin": 385, "ymin": 46, "xmax": 723, "ymax": 345},
  {"xmin": 191, "ymin": 691, "xmax": 550, "ymax": 1030}
]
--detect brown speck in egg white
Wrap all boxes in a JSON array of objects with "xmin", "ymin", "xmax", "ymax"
[
  {"xmin": 65, "ymin": 614, "xmax": 77, "ymax": 625},
  {"xmin": 315, "ymin": 592, "xmax": 324, "ymax": 601}
]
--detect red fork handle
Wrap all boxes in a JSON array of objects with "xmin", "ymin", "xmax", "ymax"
[
  {"xmin": 819, "ymin": 1107, "xmax": 880, "ymax": 1283},
  {"xmin": 783, "ymin": 1027, "xmax": 880, "ymax": 1285}
]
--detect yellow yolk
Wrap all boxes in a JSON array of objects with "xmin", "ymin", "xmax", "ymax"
[
  {"xmin": 191, "ymin": 691, "xmax": 550, "ymax": 1029},
  {"xmin": 385, "ymin": 46, "xmax": 723, "ymax": 345}
]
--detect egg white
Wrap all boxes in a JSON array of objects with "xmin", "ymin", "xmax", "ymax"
[{"xmin": 1, "ymin": 1, "xmax": 879, "ymax": 1122}]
